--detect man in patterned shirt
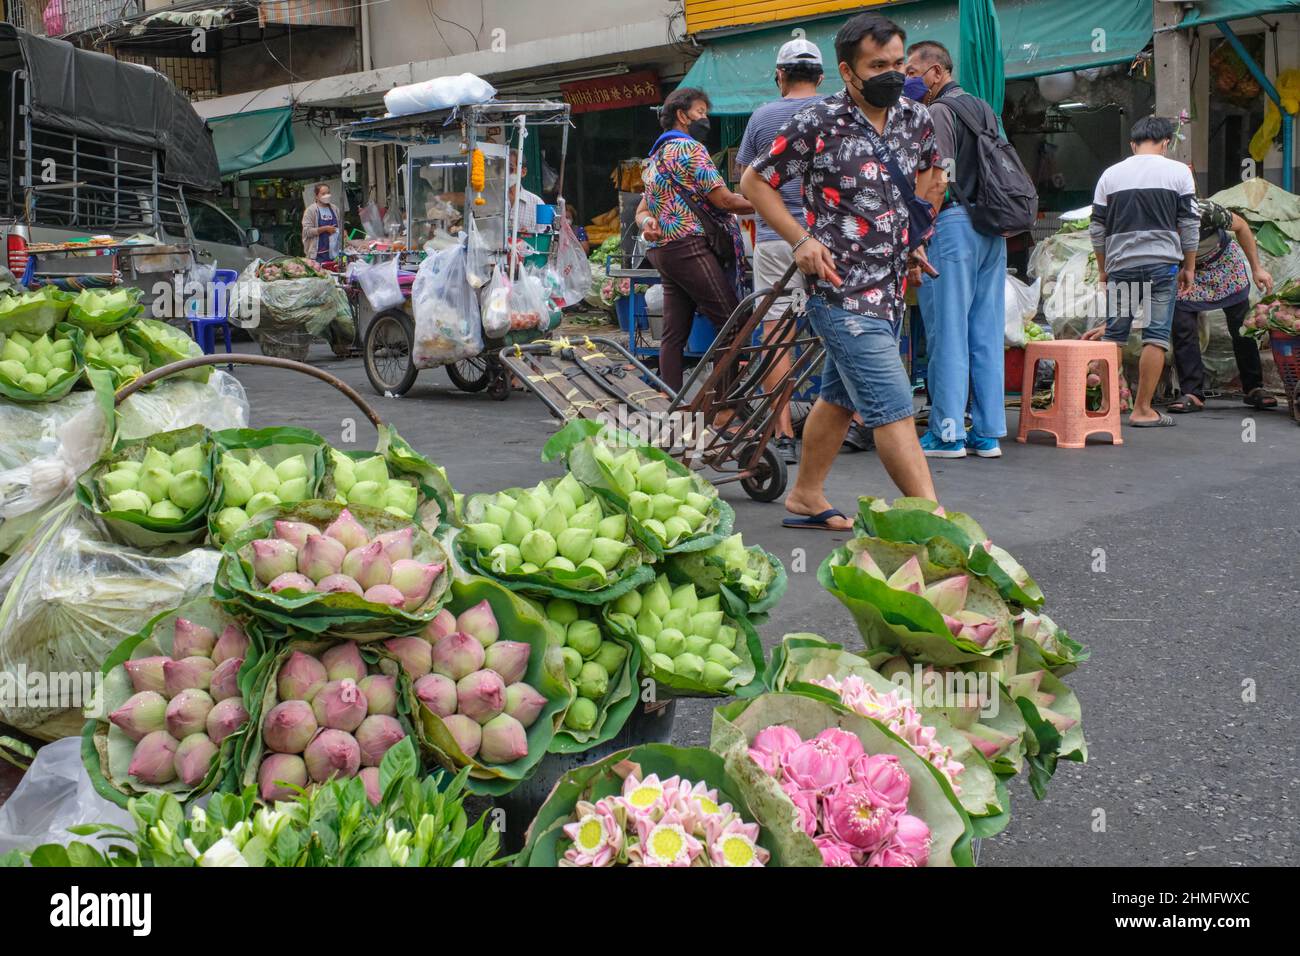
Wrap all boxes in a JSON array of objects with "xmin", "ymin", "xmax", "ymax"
[{"xmin": 741, "ymin": 11, "xmax": 941, "ymax": 529}]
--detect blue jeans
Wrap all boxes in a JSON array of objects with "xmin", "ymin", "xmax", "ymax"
[
  {"xmin": 806, "ymin": 295, "xmax": 914, "ymax": 429},
  {"xmin": 916, "ymin": 206, "xmax": 1007, "ymax": 442},
  {"xmin": 1103, "ymin": 264, "xmax": 1176, "ymax": 349}
]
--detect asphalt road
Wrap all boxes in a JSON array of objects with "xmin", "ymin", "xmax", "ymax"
[{"xmin": 234, "ymin": 342, "xmax": 1299, "ymax": 866}]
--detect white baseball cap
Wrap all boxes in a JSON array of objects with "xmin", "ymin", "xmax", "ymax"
[{"xmin": 776, "ymin": 38, "xmax": 823, "ymax": 67}]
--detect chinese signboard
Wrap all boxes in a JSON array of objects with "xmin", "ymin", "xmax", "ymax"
[
  {"xmin": 561, "ymin": 70, "xmax": 661, "ymax": 114},
  {"xmin": 684, "ymin": 0, "xmax": 896, "ymax": 34}
]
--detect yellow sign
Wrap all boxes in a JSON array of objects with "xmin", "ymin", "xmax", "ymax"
[{"xmin": 684, "ymin": 0, "xmax": 897, "ymax": 35}]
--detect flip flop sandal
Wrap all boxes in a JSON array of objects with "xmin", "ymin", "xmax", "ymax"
[
  {"xmin": 1130, "ymin": 411, "xmax": 1176, "ymax": 428},
  {"xmin": 782, "ymin": 508, "xmax": 851, "ymax": 531},
  {"xmin": 1244, "ymin": 388, "xmax": 1278, "ymax": 409},
  {"xmin": 1168, "ymin": 397, "xmax": 1204, "ymax": 413}
]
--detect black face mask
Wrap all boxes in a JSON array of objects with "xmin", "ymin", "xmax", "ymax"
[
  {"xmin": 852, "ymin": 69, "xmax": 906, "ymax": 109},
  {"xmin": 687, "ymin": 117, "xmax": 711, "ymax": 142}
]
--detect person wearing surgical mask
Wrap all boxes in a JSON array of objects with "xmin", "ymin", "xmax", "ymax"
[{"xmin": 302, "ymin": 183, "xmax": 341, "ymax": 264}]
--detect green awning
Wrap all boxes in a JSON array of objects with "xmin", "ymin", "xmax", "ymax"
[
  {"xmin": 208, "ymin": 107, "xmax": 295, "ymax": 175},
  {"xmin": 680, "ymin": 0, "xmax": 1153, "ymax": 114},
  {"xmin": 1172, "ymin": 0, "xmax": 1300, "ymax": 28}
]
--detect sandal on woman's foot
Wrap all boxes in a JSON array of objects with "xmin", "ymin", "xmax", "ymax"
[
  {"xmin": 1244, "ymin": 388, "xmax": 1278, "ymax": 409},
  {"xmin": 1169, "ymin": 396, "xmax": 1204, "ymax": 414}
]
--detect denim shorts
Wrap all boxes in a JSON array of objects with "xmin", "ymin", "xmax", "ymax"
[
  {"xmin": 807, "ymin": 295, "xmax": 915, "ymax": 428},
  {"xmin": 1103, "ymin": 265, "xmax": 1177, "ymax": 350}
]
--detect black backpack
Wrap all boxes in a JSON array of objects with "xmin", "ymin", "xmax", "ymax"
[{"xmin": 941, "ymin": 93, "xmax": 1038, "ymax": 237}]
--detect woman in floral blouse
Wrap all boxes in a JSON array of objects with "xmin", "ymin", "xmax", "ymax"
[{"xmin": 634, "ymin": 88, "xmax": 754, "ymax": 391}]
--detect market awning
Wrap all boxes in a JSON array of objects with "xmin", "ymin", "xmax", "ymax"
[
  {"xmin": 208, "ymin": 107, "xmax": 295, "ymax": 175},
  {"xmin": 1170, "ymin": 0, "xmax": 1300, "ymax": 28},
  {"xmin": 680, "ymin": 0, "xmax": 1153, "ymax": 114}
]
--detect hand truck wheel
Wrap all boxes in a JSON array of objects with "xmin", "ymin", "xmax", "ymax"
[{"xmin": 740, "ymin": 442, "xmax": 787, "ymax": 502}]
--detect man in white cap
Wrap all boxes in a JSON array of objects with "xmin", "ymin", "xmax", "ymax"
[{"xmin": 736, "ymin": 38, "xmax": 826, "ymax": 465}]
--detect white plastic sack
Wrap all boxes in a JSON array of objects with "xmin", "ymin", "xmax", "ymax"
[
  {"xmin": 384, "ymin": 73, "xmax": 496, "ymax": 117},
  {"xmin": 645, "ymin": 283, "xmax": 665, "ymax": 316},
  {"xmin": 411, "ymin": 241, "xmax": 484, "ymax": 368},
  {"xmin": 116, "ymin": 371, "xmax": 249, "ymax": 440},
  {"xmin": 555, "ymin": 216, "xmax": 594, "ymax": 307},
  {"xmin": 1004, "ymin": 275, "xmax": 1041, "ymax": 347},
  {"xmin": 352, "ymin": 256, "xmax": 405, "ymax": 311},
  {"xmin": 466, "ymin": 216, "xmax": 493, "ymax": 291},
  {"xmin": 0, "ymin": 737, "xmax": 133, "ymax": 855}
]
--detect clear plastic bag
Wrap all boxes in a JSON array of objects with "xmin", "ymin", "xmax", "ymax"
[
  {"xmin": 481, "ymin": 262, "xmax": 512, "ymax": 339},
  {"xmin": 554, "ymin": 216, "xmax": 594, "ymax": 307},
  {"xmin": 507, "ymin": 268, "xmax": 547, "ymax": 333},
  {"xmin": 1004, "ymin": 275, "xmax": 1041, "ymax": 347},
  {"xmin": 466, "ymin": 215, "xmax": 493, "ymax": 291},
  {"xmin": 411, "ymin": 240, "xmax": 484, "ymax": 368},
  {"xmin": 352, "ymin": 256, "xmax": 405, "ymax": 311}
]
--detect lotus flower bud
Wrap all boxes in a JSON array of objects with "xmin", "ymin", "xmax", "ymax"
[
  {"xmin": 684, "ymin": 634, "xmax": 711, "ymax": 658},
  {"xmin": 297, "ymin": 534, "xmax": 347, "ymax": 583},
  {"xmin": 166, "ymin": 470, "xmax": 209, "ymax": 510},
  {"xmin": 697, "ymin": 593, "xmax": 722, "ymax": 614},
  {"xmin": 924, "ymin": 575, "xmax": 970, "ymax": 615},
  {"xmin": 483, "ymin": 640, "xmax": 531, "ymax": 686},
  {"xmin": 273, "ymin": 454, "xmax": 308, "ymax": 483},
  {"xmin": 560, "ymin": 647, "xmax": 583, "ymax": 679},
  {"xmin": 576, "ymin": 662, "xmax": 608, "ymax": 700},
  {"xmin": 569, "ymin": 499, "xmax": 602, "ymax": 531},
  {"xmin": 543, "ymin": 555, "xmax": 576, "ymax": 574},
  {"xmin": 249, "ymin": 459, "xmax": 279, "ymax": 495},
  {"xmin": 107, "ymin": 489, "xmax": 151, "ymax": 514},
  {"xmin": 489, "ymin": 543, "xmax": 522, "ymax": 574},
  {"xmin": 139, "ymin": 446, "xmax": 171, "ymax": 473},
  {"xmin": 148, "ymin": 500, "xmax": 185, "ymax": 521},
  {"xmin": 390, "ymin": 559, "xmax": 442, "ymax": 609},
  {"xmin": 221, "ymin": 463, "xmax": 254, "ymax": 508},
  {"xmin": 414, "ymin": 673, "xmax": 458, "ymax": 717},
  {"xmin": 347, "ymin": 480, "xmax": 384, "ymax": 508},
  {"xmin": 661, "ymin": 608, "xmax": 690, "ymax": 633},
  {"xmin": 273, "ymin": 519, "xmax": 316, "ymax": 550},
  {"xmin": 342, "ymin": 540, "xmax": 392, "ymax": 591},
  {"xmin": 706, "ymin": 644, "xmax": 741, "ymax": 670},
  {"xmin": 304, "ymin": 729, "xmax": 361, "ymax": 782},
  {"xmin": 652, "ymin": 494, "xmax": 679, "ymax": 523},
  {"xmin": 171, "ymin": 618, "xmax": 216, "ymax": 659},
  {"xmin": 502, "ymin": 509, "xmax": 533, "ymax": 547},
  {"xmin": 504, "ymin": 683, "xmax": 546, "ymax": 728},
  {"xmin": 136, "ymin": 466, "xmax": 171, "ymax": 504},
  {"xmin": 262, "ymin": 699, "xmax": 318, "ymax": 754},
  {"xmin": 109, "ymin": 690, "xmax": 167, "ymax": 742},
  {"xmin": 324, "ymin": 508, "xmax": 369, "ymax": 551},
  {"xmin": 593, "ymin": 641, "xmax": 628, "ymax": 677},
  {"xmin": 701, "ymin": 661, "xmax": 732, "ymax": 689},
  {"xmin": 714, "ymin": 624, "xmax": 738, "ymax": 650},
  {"xmin": 442, "ymin": 714, "xmax": 482, "ymax": 758},
  {"xmin": 634, "ymin": 634, "xmax": 655, "ymax": 658},
  {"xmin": 316, "ymin": 573, "xmax": 364, "ymax": 596},
  {"xmin": 278, "ymin": 651, "xmax": 328, "ymax": 702},
  {"xmin": 163, "ymin": 656, "xmax": 214, "ymax": 696},
  {"xmin": 675, "ymin": 506, "xmax": 706, "ymax": 531},
  {"xmin": 648, "ymin": 653, "xmax": 675, "ymax": 673},
  {"xmin": 431, "ymin": 631, "xmax": 485, "ymax": 681},
  {"xmin": 259, "ymin": 753, "xmax": 308, "ymax": 801},
  {"xmin": 423, "ymin": 608, "xmax": 458, "ymax": 642},
  {"xmin": 636, "ymin": 608, "xmax": 662, "ymax": 639},
  {"xmin": 674, "ymin": 653, "xmax": 705, "ymax": 682},
  {"xmin": 374, "ymin": 526, "xmax": 415, "ymax": 562},
  {"xmin": 565, "ymin": 619, "xmax": 602, "ymax": 658},
  {"xmin": 206, "ymin": 697, "xmax": 249, "ymax": 745},
  {"xmin": 482, "ymin": 502, "xmax": 512, "ymax": 526},
  {"xmin": 165, "ymin": 688, "xmax": 214, "ymax": 739},
  {"xmin": 596, "ymin": 513, "xmax": 626, "ymax": 541},
  {"xmin": 245, "ymin": 491, "xmax": 281, "ymax": 517},
  {"xmin": 589, "ymin": 537, "xmax": 628, "ymax": 571},
  {"xmin": 654, "ymin": 628, "xmax": 686, "ymax": 658},
  {"xmin": 356, "ymin": 714, "xmax": 406, "ymax": 766},
  {"xmin": 456, "ymin": 600, "xmax": 499, "ymax": 648},
  {"xmin": 251, "ymin": 538, "xmax": 298, "ymax": 585},
  {"xmin": 564, "ymin": 697, "xmax": 597, "ymax": 732},
  {"xmin": 312, "ymin": 678, "xmax": 368, "ymax": 732},
  {"xmin": 643, "ymin": 579, "xmax": 672, "ymax": 619},
  {"xmin": 128, "ymin": 731, "xmax": 179, "ymax": 784},
  {"xmin": 456, "ymin": 669, "xmax": 506, "ymax": 724},
  {"xmin": 519, "ymin": 529, "xmax": 557, "ymax": 568},
  {"xmin": 173, "ymin": 733, "xmax": 219, "ymax": 787},
  {"xmin": 268, "ymin": 571, "xmax": 315, "ymax": 594},
  {"xmin": 479, "ymin": 713, "xmax": 528, "ymax": 764},
  {"xmin": 210, "ymin": 656, "xmax": 243, "ymax": 702},
  {"xmin": 359, "ymin": 765, "xmax": 381, "ymax": 805},
  {"xmin": 545, "ymin": 598, "xmax": 579, "ymax": 626},
  {"xmin": 364, "ymin": 583, "xmax": 406, "ymax": 607},
  {"xmin": 354, "ymin": 674, "xmax": 394, "ymax": 716},
  {"xmin": 467, "ymin": 523, "xmax": 504, "ymax": 552},
  {"xmin": 886, "ymin": 556, "xmax": 925, "ymax": 594},
  {"xmin": 627, "ymin": 491, "xmax": 653, "ymax": 522},
  {"xmin": 99, "ymin": 468, "xmax": 139, "ymax": 497},
  {"xmin": 211, "ymin": 625, "xmax": 249, "ymax": 667},
  {"xmin": 124, "ymin": 656, "xmax": 169, "ymax": 695},
  {"xmin": 320, "ymin": 642, "xmax": 366, "ymax": 683},
  {"xmin": 352, "ymin": 455, "xmax": 389, "ymax": 485},
  {"xmin": 689, "ymin": 611, "xmax": 724, "ymax": 642},
  {"xmin": 384, "ymin": 636, "xmax": 432, "ymax": 679}
]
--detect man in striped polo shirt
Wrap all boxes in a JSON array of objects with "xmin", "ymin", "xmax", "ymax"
[{"xmin": 1085, "ymin": 116, "xmax": 1199, "ymax": 428}]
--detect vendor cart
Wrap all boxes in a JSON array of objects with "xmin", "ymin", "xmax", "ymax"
[{"xmin": 334, "ymin": 100, "xmax": 572, "ymax": 401}]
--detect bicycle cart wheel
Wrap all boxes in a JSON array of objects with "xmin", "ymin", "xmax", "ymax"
[
  {"xmin": 740, "ymin": 442, "xmax": 787, "ymax": 502},
  {"xmin": 447, "ymin": 353, "xmax": 491, "ymax": 392},
  {"xmin": 363, "ymin": 309, "xmax": 418, "ymax": 396}
]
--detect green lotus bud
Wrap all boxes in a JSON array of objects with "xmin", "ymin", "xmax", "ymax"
[
  {"xmin": 635, "ymin": 635, "xmax": 656, "ymax": 659},
  {"xmin": 543, "ymin": 556, "xmax": 576, "ymax": 574},
  {"xmin": 536, "ymin": 506, "xmax": 567, "ymax": 540},
  {"xmin": 467, "ymin": 523, "xmax": 504, "ymax": 552},
  {"xmin": 108, "ymin": 489, "xmax": 151, "ymax": 514},
  {"xmin": 560, "ymin": 646, "xmax": 583, "ymax": 680},
  {"xmin": 593, "ymin": 641, "xmax": 627, "ymax": 677},
  {"xmin": 556, "ymin": 527, "xmax": 594, "ymax": 565},
  {"xmin": 714, "ymin": 625, "xmax": 738, "ymax": 650},
  {"xmin": 676, "ymin": 505, "xmax": 707, "ymax": 531},
  {"xmin": 623, "ymin": 492, "xmax": 650, "ymax": 524},
  {"xmin": 635, "ymin": 460, "xmax": 668, "ymax": 494},
  {"xmin": 384, "ymin": 480, "xmax": 418, "ymax": 515},
  {"xmin": 518, "ymin": 562, "xmax": 540, "ymax": 574},
  {"xmin": 611, "ymin": 465, "xmax": 637, "ymax": 497},
  {"xmin": 346, "ymin": 479, "xmax": 385, "ymax": 508},
  {"xmin": 245, "ymin": 491, "xmax": 281, "ymax": 517},
  {"xmin": 685, "ymin": 491, "xmax": 714, "ymax": 514},
  {"xmin": 660, "ymin": 608, "xmax": 688, "ymax": 634},
  {"xmin": 49, "ymin": 351, "xmax": 74, "ymax": 372},
  {"xmin": 690, "ymin": 611, "xmax": 724, "ymax": 641},
  {"xmin": 576, "ymin": 661, "xmax": 608, "ymax": 700},
  {"xmin": 592, "ymin": 442, "xmax": 616, "ymax": 466},
  {"xmin": 331, "ymin": 453, "xmax": 357, "ymax": 494},
  {"xmin": 702, "ymin": 661, "xmax": 732, "ymax": 689},
  {"xmin": 1, "ymin": 339, "xmax": 30, "ymax": 363},
  {"xmin": 0, "ymin": 359, "xmax": 26, "ymax": 383},
  {"xmin": 149, "ymin": 499, "xmax": 185, "ymax": 521},
  {"xmin": 575, "ymin": 557, "xmax": 604, "ymax": 578},
  {"xmin": 706, "ymin": 644, "xmax": 741, "ymax": 669},
  {"xmin": 520, "ymin": 528, "xmax": 558, "ymax": 566},
  {"xmin": 649, "ymin": 653, "xmax": 675, "ymax": 674},
  {"xmin": 670, "ymin": 583, "xmax": 698, "ymax": 614},
  {"xmin": 503, "ymin": 509, "xmax": 533, "ymax": 547},
  {"xmin": 99, "ymin": 468, "xmax": 139, "ymax": 497},
  {"xmin": 220, "ymin": 463, "xmax": 254, "ymax": 507},
  {"xmin": 31, "ymin": 354, "xmax": 52, "ymax": 376},
  {"xmin": 674, "ymin": 652, "xmax": 705, "ymax": 682},
  {"xmin": 274, "ymin": 455, "xmax": 308, "ymax": 483},
  {"xmin": 568, "ymin": 499, "xmax": 602, "ymax": 532},
  {"xmin": 137, "ymin": 466, "xmax": 171, "ymax": 504},
  {"xmin": 167, "ymin": 469, "xmax": 209, "ymax": 510},
  {"xmin": 589, "ymin": 537, "xmax": 628, "ymax": 571},
  {"xmin": 566, "ymin": 619, "xmax": 602, "ymax": 659},
  {"xmin": 553, "ymin": 473, "xmax": 585, "ymax": 509},
  {"xmin": 42, "ymin": 368, "xmax": 65, "ymax": 389},
  {"xmin": 697, "ymin": 594, "xmax": 722, "ymax": 614},
  {"xmin": 114, "ymin": 460, "xmax": 142, "ymax": 474},
  {"xmin": 614, "ymin": 589, "xmax": 642, "ymax": 616},
  {"xmin": 481, "ymin": 503, "xmax": 511, "ymax": 527},
  {"xmin": 550, "ymin": 489, "xmax": 577, "ymax": 519},
  {"xmin": 663, "ymin": 516, "xmax": 692, "ymax": 544},
  {"xmin": 564, "ymin": 696, "xmax": 598, "ymax": 731},
  {"xmin": 546, "ymin": 598, "xmax": 579, "ymax": 626},
  {"xmin": 514, "ymin": 490, "xmax": 544, "ymax": 523},
  {"xmin": 665, "ymin": 475, "xmax": 693, "ymax": 501},
  {"xmin": 353, "ymin": 455, "xmax": 389, "ymax": 485},
  {"xmin": 30, "ymin": 334, "xmax": 53, "ymax": 357},
  {"xmin": 249, "ymin": 459, "xmax": 279, "ymax": 495},
  {"xmin": 651, "ymin": 493, "xmax": 679, "ymax": 522},
  {"xmin": 644, "ymin": 578, "xmax": 672, "ymax": 618},
  {"xmin": 635, "ymin": 608, "xmax": 662, "ymax": 639},
  {"xmin": 642, "ymin": 518, "xmax": 668, "ymax": 542},
  {"xmin": 493, "ymin": 491, "xmax": 517, "ymax": 512},
  {"xmin": 171, "ymin": 444, "xmax": 206, "ymax": 474},
  {"xmin": 544, "ymin": 620, "xmax": 567, "ymax": 647},
  {"xmin": 684, "ymin": 634, "xmax": 712, "ymax": 658},
  {"xmin": 213, "ymin": 507, "xmax": 248, "ymax": 541},
  {"xmin": 596, "ymin": 514, "xmax": 626, "ymax": 540},
  {"xmin": 277, "ymin": 476, "xmax": 309, "ymax": 505},
  {"xmin": 655, "ymin": 628, "xmax": 686, "ymax": 658}
]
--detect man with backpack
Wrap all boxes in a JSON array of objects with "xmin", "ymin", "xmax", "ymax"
[{"xmin": 906, "ymin": 41, "xmax": 1037, "ymax": 459}]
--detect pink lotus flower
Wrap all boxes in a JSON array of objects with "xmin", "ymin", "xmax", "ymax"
[
  {"xmin": 866, "ymin": 845, "xmax": 919, "ymax": 867},
  {"xmin": 780, "ymin": 780, "xmax": 820, "ymax": 836},
  {"xmin": 853, "ymin": 753, "xmax": 911, "ymax": 811},
  {"xmin": 616, "ymin": 773, "xmax": 680, "ymax": 819},
  {"xmin": 780, "ymin": 737, "xmax": 850, "ymax": 794},
  {"xmin": 562, "ymin": 800, "xmax": 624, "ymax": 866},
  {"xmin": 891, "ymin": 813, "xmax": 931, "ymax": 866},
  {"xmin": 824, "ymin": 784, "xmax": 899, "ymax": 852},
  {"xmin": 814, "ymin": 834, "xmax": 859, "ymax": 867},
  {"xmin": 628, "ymin": 811, "xmax": 702, "ymax": 867},
  {"xmin": 675, "ymin": 780, "xmax": 734, "ymax": 841},
  {"xmin": 747, "ymin": 723, "xmax": 801, "ymax": 776},
  {"xmin": 709, "ymin": 817, "xmax": 769, "ymax": 867},
  {"xmin": 814, "ymin": 726, "xmax": 865, "ymax": 764}
]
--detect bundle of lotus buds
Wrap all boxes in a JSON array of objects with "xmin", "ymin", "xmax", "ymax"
[
  {"xmin": 213, "ymin": 451, "xmax": 314, "ymax": 540},
  {"xmin": 328, "ymin": 449, "xmax": 420, "ymax": 520},
  {"xmin": 538, "ymin": 598, "xmax": 628, "ymax": 733},
  {"xmin": 0, "ymin": 329, "xmax": 79, "ymax": 394},
  {"xmin": 851, "ymin": 552, "xmax": 999, "ymax": 648},
  {"xmin": 589, "ymin": 444, "xmax": 718, "ymax": 549},
  {"xmin": 97, "ymin": 442, "xmax": 210, "ymax": 521}
]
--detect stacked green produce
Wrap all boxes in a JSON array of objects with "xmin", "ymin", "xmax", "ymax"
[
  {"xmin": 325, "ymin": 448, "xmax": 422, "ymax": 519},
  {"xmin": 0, "ymin": 327, "xmax": 83, "ymax": 401}
]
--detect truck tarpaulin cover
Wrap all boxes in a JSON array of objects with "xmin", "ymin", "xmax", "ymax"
[{"xmin": 0, "ymin": 24, "xmax": 219, "ymax": 192}]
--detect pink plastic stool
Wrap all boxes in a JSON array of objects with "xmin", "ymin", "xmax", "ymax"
[{"xmin": 1016, "ymin": 340, "xmax": 1123, "ymax": 448}]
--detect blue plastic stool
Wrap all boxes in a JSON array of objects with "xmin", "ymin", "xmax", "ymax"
[{"xmin": 187, "ymin": 269, "xmax": 238, "ymax": 370}]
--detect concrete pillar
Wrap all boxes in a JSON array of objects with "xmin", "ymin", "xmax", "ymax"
[{"xmin": 1153, "ymin": 1, "xmax": 1193, "ymax": 165}]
